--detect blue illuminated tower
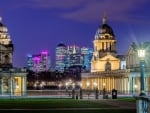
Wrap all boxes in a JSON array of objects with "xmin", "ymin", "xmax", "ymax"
[{"xmin": 81, "ymin": 47, "xmax": 93, "ymax": 71}]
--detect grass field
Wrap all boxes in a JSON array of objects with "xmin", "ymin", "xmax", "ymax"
[{"xmin": 0, "ymin": 98, "xmax": 136, "ymax": 113}]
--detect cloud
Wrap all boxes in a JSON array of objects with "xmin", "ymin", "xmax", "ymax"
[
  {"xmin": 30, "ymin": 0, "xmax": 86, "ymax": 9},
  {"xmin": 17, "ymin": 0, "xmax": 150, "ymax": 23},
  {"xmin": 60, "ymin": 0, "xmax": 150, "ymax": 23}
]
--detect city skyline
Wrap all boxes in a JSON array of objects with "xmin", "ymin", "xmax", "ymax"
[{"xmin": 0, "ymin": 0, "xmax": 150, "ymax": 68}]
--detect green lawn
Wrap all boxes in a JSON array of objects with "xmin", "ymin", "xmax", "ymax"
[
  {"xmin": 0, "ymin": 98, "xmax": 136, "ymax": 113},
  {"xmin": 0, "ymin": 98, "xmax": 112, "ymax": 109},
  {"xmin": 117, "ymin": 97, "xmax": 136, "ymax": 102}
]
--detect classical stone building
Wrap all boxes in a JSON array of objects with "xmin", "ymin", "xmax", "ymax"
[
  {"xmin": 126, "ymin": 42, "xmax": 150, "ymax": 94},
  {"xmin": 81, "ymin": 16, "xmax": 129, "ymax": 93},
  {"xmin": 0, "ymin": 17, "xmax": 26, "ymax": 96},
  {"xmin": 81, "ymin": 16, "xmax": 150, "ymax": 94}
]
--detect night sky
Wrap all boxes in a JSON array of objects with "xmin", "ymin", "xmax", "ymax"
[{"xmin": 0, "ymin": 0, "xmax": 150, "ymax": 68}]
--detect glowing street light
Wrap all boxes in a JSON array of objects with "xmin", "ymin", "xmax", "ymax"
[
  {"xmin": 103, "ymin": 83, "xmax": 106, "ymax": 88},
  {"xmin": 93, "ymin": 82, "xmax": 98, "ymax": 89},
  {"xmin": 138, "ymin": 45, "xmax": 145, "ymax": 96},
  {"xmin": 65, "ymin": 82, "xmax": 69, "ymax": 89},
  {"xmin": 58, "ymin": 83, "xmax": 62, "ymax": 89},
  {"xmin": 72, "ymin": 83, "xmax": 75, "ymax": 89},
  {"xmin": 86, "ymin": 82, "xmax": 90, "ymax": 88}
]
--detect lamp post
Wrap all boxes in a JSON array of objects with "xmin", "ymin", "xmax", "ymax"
[
  {"xmin": 72, "ymin": 83, "xmax": 75, "ymax": 99},
  {"xmin": 103, "ymin": 83, "xmax": 106, "ymax": 88},
  {"xmin": 93, "ymin": 82, "xmax": 98, "ymax": 99},
  {"xmin": 103, "ymin": 83, "xmax": 106, "ymax": 99},
  {"xmin": 86, "ymin": 82, "xmax": 90, "ymax": 99},
  {"xmin": 65, "ymin": 82, "xmax": 68, "ymax": 91},
  {"xmin": 79, "ymin": 83, "xmax": 83, "ymax": 99},
  {"xmin": 138, "ymin": 47, "xmax": 145, "ymax": 96}
]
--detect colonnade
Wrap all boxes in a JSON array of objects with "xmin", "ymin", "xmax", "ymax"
[{"xmin": 82, "ymin": 76, "xmax": 129, "ymax": 94}]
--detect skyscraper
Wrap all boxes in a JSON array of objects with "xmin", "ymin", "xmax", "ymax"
[
  {"xmin": 67, "ymin": 45, "xmax": 82, "ymax": 67},
  {"xmin": 27, "ymin": 54, "xmax": 33, "ymax": 71},
  {"xmin": 27, "ymin": 51, "xmax": 50, "ymax": 72},
  {"xmin": 81, "ymin": 47, "xmax": 93, "ymax": 70},
  {"xmin": 55, "ymin": 43, "xmax": 93, "ymax": 72},
  {"xmin": 40, "ymin": 51, "xmax": 50, "ymax": 72},
  {"xmin": 55, "ymin": 43, "xmax": 67, "ymax": 72}
]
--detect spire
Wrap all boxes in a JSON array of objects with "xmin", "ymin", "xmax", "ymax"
[
  {"xmin": 73, "ymin": 45, "xmax": 76, "ymax": 54},
  {"xmin": 102, "ymin": 13, "xmax": 107, "ymax": 24}
]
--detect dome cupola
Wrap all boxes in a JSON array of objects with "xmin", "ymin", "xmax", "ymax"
[{"xmin": 95, "ymin": 16, "xmax": 115, "ymax": 40}]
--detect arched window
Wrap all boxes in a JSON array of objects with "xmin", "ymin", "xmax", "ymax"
[{"xmin": 105, "ymin": 61, "xmax": 111, "ymax": 71}]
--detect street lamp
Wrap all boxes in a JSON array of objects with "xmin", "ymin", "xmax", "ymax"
[
  {"xmin": 86, "ymin": 82, "xmax": 90, "ymax": 99},
  {"xmin": 58, "ymin": 83, "xmax": 62, "ymax": 90},
  {"xmin": 72, "ymin": 83, "xmax": 75, "ymax": 99},
  {"xmin": 93, "ymin": 82, "xmax": 98, "ymax": 99},
  {"xmin": 79, "ymin": 82, "xmax": 83, "ymax": 99},
  {"xmin": 65, "ymin": 82, "xmax": 69, "ymax": 91},
  {"xmin": 93, "ymin": 82, "xmax": 98, "ymax": 89},
  {"xmin": 138, "ymin": 47, "xmax": 145, "ymax": 96},
  {"xmin": 134, "ymin": 84, "xmax": 137, "ymax": 94},
  {"xmin": 103, "ymin": 83, "xmax": 106, "ymax": 88},
  {"xmin": 102, "ymin": 83, "xmax": 106, "ymax": 99}
]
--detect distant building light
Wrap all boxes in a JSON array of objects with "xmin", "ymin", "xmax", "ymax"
[{"xmin": 41, "ymin": 51, "xmax": 48, "ymax": 55}]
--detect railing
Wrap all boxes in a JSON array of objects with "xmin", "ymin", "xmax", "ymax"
[{"xmin": 136, "ymin": 96, "xmax": 150, "ymax": 113}]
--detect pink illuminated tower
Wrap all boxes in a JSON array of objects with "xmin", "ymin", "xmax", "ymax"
[
  {"xmin": 40, "ymin": 50, "xmax": 50, "ymax": 71},
  {"xmin": 33, "ymin": 55, "xmax": 40, "ymax": 72},
  {"xmin": 27, "ymin": 50, "xmax": 50, "ymax": 72}
]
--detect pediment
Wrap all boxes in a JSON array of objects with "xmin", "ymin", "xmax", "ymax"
[{"xmin": 100, "ymin": 54, "xmax": 120, "ymax": 61}]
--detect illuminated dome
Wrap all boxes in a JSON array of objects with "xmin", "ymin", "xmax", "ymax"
[{"xmin": 95, "ymin": 16, "xmax": 115, "ymax": 39}]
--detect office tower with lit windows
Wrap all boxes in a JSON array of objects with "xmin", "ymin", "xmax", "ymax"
[
  {"xmin": 33, "ymin": 54, "xmax": 41, "ymax": 72},
  {"xmin": 81, "ymin": 47, "xmax": 93, "ymax": 70},
  {"xmin": 55, "ymin": 43, "xmax": 93, "ymax": 72},
  {"xmin": 55, "ymin": 43, "xmax": 67, "ymax": 72},
  {"xmin": 27, "ymin": 54, "xmax": 34, "ymax": 71},
  {"xmin": 40, "ymin": 51, "xmax": 50, "ymax": 72},
  {"xmin": 27, "ymin": 51, "xmax": 50, "ymax": 72},
  {"xmin": 66, "ymin": 45, "xmax": 82, "ymax": 67}
]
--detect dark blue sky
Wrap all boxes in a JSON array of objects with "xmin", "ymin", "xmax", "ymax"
[{"xmin": 0, "ymin": 0, "xmax": 150, "ymax": 68}]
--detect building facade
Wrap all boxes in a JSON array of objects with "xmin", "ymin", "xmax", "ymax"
[
  {"xmin": 0, "ymin": 17, "xmax": 26, "ymax": 96},
  {"xmin": 81, "ymin": 16, "xmax": 130, "ymax": 93},
  {"xmin": 0, "ymin": 17, "xmax": 13, "ymax": 68},
  {"xmin": 81, "ymin": 16, "xmax": 150, "ymax": 95},
  {"xmin": 126, "ymin": 42, "xmax": 150, "ymax": 93}
]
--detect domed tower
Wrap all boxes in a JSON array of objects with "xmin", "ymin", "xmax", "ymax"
[
  {"xmin": 91, "ymin": 16, "xmax": 120, "ymax": 72},
  {"xmin": 0, "ymin": 17, "xmax": 13, "ymax": 68}
]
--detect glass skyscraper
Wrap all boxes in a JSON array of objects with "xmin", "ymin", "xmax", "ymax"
[
  {"xmin": 27, "ymin": 51, "xmax": 50, "ymax": 72},
  {"xmin": 81, "ymin": 47, "xmax": 93, "ymax": 70},
  {"xmin": 55, "ymin": 43, "xmax": 93, "ymax": 72},
  {"xmin": 55, "ymin": 43, "xmax": 67, "ymax": 72}
]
